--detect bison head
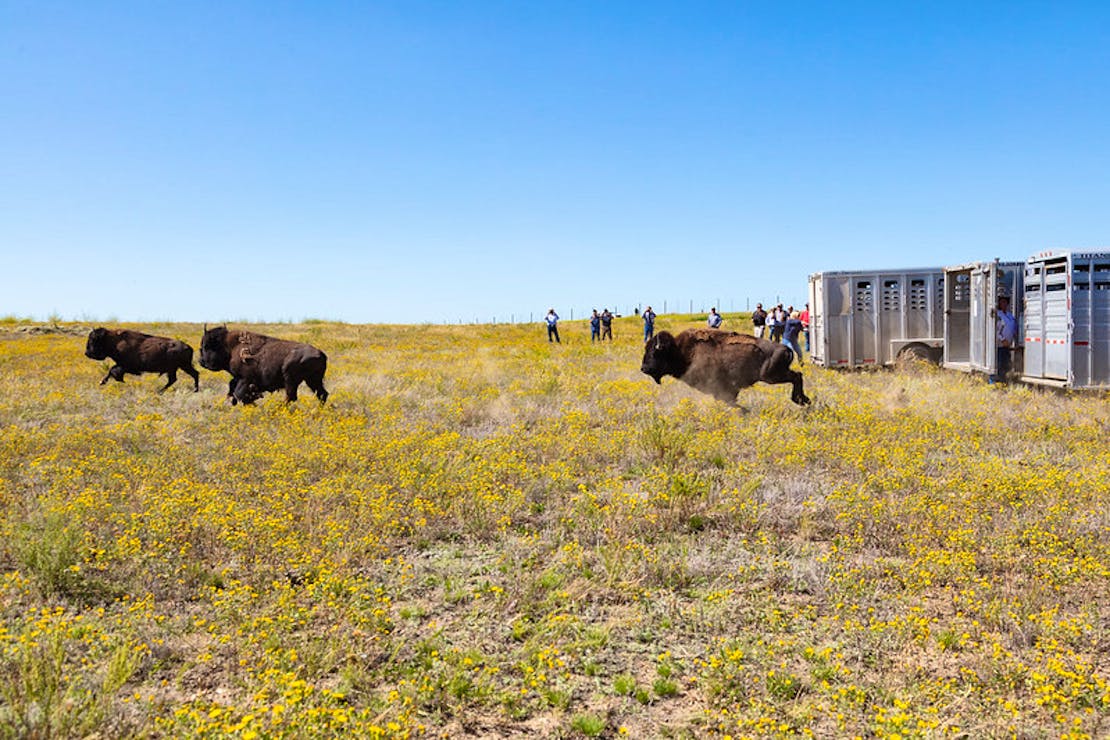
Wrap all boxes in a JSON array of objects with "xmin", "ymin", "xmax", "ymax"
[
  {"xmin": 640, "ymin": 331, "xmax": 685, "ymax": 384},
  {"xmin": 199, "ymin": 325, "xmax": 231, "ymax": 371},
  {"xmin": 85, "ymin": 327, "xmax": 111, "ymax": 360}
]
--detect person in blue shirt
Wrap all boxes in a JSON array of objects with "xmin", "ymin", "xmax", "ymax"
[
  {"xmin": 991, "ymin": 295, "xmax": 1018, "ymax": 383},
  {"xmin": 589, "ymin": 310, "xmax": 601, "ymax": 342},
  {"xmin": 545, "ymin": 309, "xmax": 560, "ymax": 343},
  {"xmin": 642, "ymin": 306, "xmax": 657, "ymax": 341},
  {"xmin": 783, "ymin": 311, "xmax": 805, "ymax": 365},
  {"xmin": 707, "ymin": 308, "xmax": 723, "ymax": 329}
]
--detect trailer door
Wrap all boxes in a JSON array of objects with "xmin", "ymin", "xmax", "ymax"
[
  {"xmin": 1000, "ymin": 263, "xmax": 1025, "ymax": 376},
  {"xmin": 1024, "ymin": 263, "xmax": 1044, "ymax": 377},
  {"xmin": 970, "ymin": 266, "xmax": 993, "ymax": 372},
  {"xmin": 1094, "ymin": 260, "xmax": 1110, "ymax": 387},
  {"xmin": 853, "ymin": 278, "xmax": 877, "ymax": 365},
  {"xmin": 1043, "ymin": 257, "xmax": 1071, "ymax": 380},
  {"xmin": 809, "ymin": 277, "xmax": 825, "ymax": 365},
  {"xmin": 945, "ymin": 269, "xmax": 971, "ymax": 366}
]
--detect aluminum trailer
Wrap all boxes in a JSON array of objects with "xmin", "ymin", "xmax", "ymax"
[
  {"xmin": 1022, "ymin": 249, "xmax": 1110, "ymax": 390},
  {"xmin": 808, "ymin": 268, "xmax": 945, "ymax": 368},
  {"xmin": 942, "ymin": 260, "xmax": 1025, "ymax": 377}
]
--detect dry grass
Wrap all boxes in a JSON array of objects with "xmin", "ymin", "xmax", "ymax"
[{"xmin": 0, "ymin": 316, "xmax": 1108, "ymax": 738}]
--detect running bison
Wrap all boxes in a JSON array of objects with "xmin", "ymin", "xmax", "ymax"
[
  {"xmin": 199, "ymin": 326, "xmax": 328, "ymax": 405},
  {"xmin": 641, "ymin": 328, "xmax": 810, "ymax": 406},
  {"xmin": 84, "ymin": 328, "xmax": 200, "ymax": 392}
]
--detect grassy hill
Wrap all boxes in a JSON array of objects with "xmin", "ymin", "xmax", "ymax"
[{"xmin": 1, "ymin": 316, "xmax": 1107, "ymax": 737}]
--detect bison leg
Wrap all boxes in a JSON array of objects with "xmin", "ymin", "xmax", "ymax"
[
  {"xmin": 233, "ymin": 381, "xmax": 261, "ymax": 405},
  {"xmin": 227, "ymin": 377, "xmax": 240, "ymax": 405},
  {"xmin": 182, "ymin": 363, "xmax": 200, "ymax": 392},
  {"xmin": 710, "ymin": 385, "xmax": 738, "ymax": 406},
  {"xmin": 305, "ymin": 376, "xmax": 329, "ymax": 404},
  {"xmin": 284, "ymin": 380, "xmax": 300, "ymax": 403},
  {"xmin": 761, "ymin": 350, "xmax": 811, "ymax": 406},
  {"xmin": 102, "ymin": 365, "xmax": 127, "ymax": 384},
  {"xmin": 159, "ymin": 370, "xmax": 178, "ymax": 393},
  {"xmin": 787, "ymin": 370, "xmax": 811, "ymax": 406}
]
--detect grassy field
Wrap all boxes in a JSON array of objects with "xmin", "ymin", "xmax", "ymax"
[{"xmin": 1, "ymin": 315, "xmax": 1108, "ymax": 738}]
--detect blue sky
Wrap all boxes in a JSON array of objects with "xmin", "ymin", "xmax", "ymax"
[{"xmin": 3, "ymin": 2, "xmax": 1109, "ymax": 324}]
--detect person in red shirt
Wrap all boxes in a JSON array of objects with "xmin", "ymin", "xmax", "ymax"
[{"xmin": 799, "ymin": 303, "xmax": 811, "ymax": 353}]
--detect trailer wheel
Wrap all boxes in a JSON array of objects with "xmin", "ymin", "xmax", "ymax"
[{"xmin": 897, "ymin": 344, "xmax": 937, "ymax": 366}]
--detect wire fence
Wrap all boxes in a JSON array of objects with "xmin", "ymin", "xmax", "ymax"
[{"xmin": 446, "ymin": 295, "xmax": 798, "ymax": 325}]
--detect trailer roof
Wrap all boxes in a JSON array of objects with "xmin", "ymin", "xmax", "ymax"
[
  {"xmin": 1027, "ymin": 249, "xmax": 1110, "ymax": 262},
  {"xmin": 944, "ymin": 260, "xmax": 1024, "ymax": 271},
  {"xmin": 808, "ymin": 267, "xmax": 943, "ymax": 280}
]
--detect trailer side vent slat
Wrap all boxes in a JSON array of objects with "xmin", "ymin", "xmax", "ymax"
[
  {"xmin": 882, "ymin": 280, "xmax": 901, "ymax": 311},
  {"xmin": 855, "ymin": 281, "xmax": 873, "ymax": 312},
  {"xmin": 909, "ymin": 279, "xmax": 929, "ymax": 311}
]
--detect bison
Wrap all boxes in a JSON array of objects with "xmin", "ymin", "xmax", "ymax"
[
  {"xmin": 199, "ymin": 326, "xmax": 328, "ymax": 405},
  {"xmin": 85, "ymin": 327, "xmax": 200, "ymax": 392},
  {"xmin": 641, "ymin": 328, "xmax": 810, "ymax": 407}
]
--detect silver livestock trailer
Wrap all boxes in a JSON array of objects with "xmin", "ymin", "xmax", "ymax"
[
  {"xmin": 1022, "ymin": 249, "xmax": 1110, "ymax": 389},
  {"xmin": 942, "ymin": 260, "xmax": 1025, "ymax": 377},
  {"xmin": 808, "ymin": 268, "xmax": 945, "ymax": 368}
]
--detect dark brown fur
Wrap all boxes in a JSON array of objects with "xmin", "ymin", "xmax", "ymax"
[
  {"xmin": 85, "ymin": 328, "xmax": 199, "ymax": 392},
  {"xmin": 199, "ymin": 326, "xmax": 328, "ymax": 405},
  {"xmin": 640, "ymin": 328, "xmax": 810, "ymax": 406}
]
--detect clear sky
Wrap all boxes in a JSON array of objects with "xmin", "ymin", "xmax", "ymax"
[{"xmin": 4, "ymin": 2, "xmax": 1109, "ymax": 324}]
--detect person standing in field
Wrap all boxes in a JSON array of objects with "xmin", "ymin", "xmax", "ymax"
[
  {"xmin": 799, "ymin": 303, "xmax": 811, "ymax": 351},
  {"xmin": 642, "ymin": 305, "xmax": 657, "ymax": 341},
  {"xmin": 545, "ymin": 308, "xmax": 560, "ymax": 343},
  {"xmin": 991, "ymin": 295, "xmax": 1018, "ymax": 383},
  {"xmin": 752, "ymin": 303, "xmax": 768, "ymax": 338},
  {"xmin": 771, "ymin": 305, "xmax": 786, "ymax": 343},
  {"xmin": 783, "ymin": 311, "xmax": 805, "ymax": 365},
  {"xmin": 642, "ymin": 305, "xmax": 657, "ymax": 342},
  {"xmin": 589, "ymin": 309, "xmax": 601, "ymax": 342},
  {"xmin": 707, "ymin": 307, "xmax": 723, "ymax": 329},
  {"xmin": 600, "ymin": 309, "xmax": 614, "ymax": 341}
]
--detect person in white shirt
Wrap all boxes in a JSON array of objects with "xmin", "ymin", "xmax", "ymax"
[
  {"xmin": 707, "ymin": 307, "xmax": 723, "ymax": 329},
  {"xmin": 545, "ymin": 309, "xmax": 560, "ymax": 343}
]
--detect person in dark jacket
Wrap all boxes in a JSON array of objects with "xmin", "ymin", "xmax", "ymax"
[
  {"xmin": 642, "ymin": 306, "xmax": 657, "ymax": 342},
  {"xmin": 752, "ymin": 303, "xmax": 768, "ymax": 338}
]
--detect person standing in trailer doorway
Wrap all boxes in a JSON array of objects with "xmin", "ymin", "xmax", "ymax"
[{"xmin": 992, "ymin": 295, "xmax": 1018, "ymax": 383}]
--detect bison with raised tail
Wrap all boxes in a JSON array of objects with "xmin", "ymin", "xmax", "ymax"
[
  {"xmin": 199, "ymin": 326, "xmax": 328, "ymax": 405},
  {"xmin": 641, "ymin": 328, "xmax": 810, "ymax": 407},
  {"xmin": 85, "ymin": 327, "xmax": 200, "ymax": 392}
]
